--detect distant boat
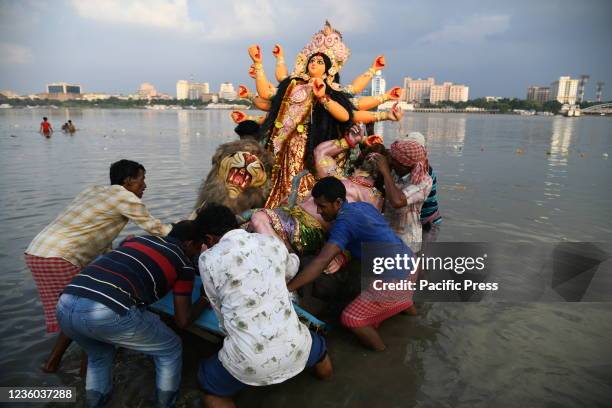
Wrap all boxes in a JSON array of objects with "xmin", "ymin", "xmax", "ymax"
[{"xmin": 560, "ymin": 104, "xmax": 581, "ymax": 117}]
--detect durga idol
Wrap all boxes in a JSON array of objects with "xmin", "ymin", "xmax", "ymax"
[{"xmin": 248, "ymin": 21, "xmax": 364, "ymax": 209}]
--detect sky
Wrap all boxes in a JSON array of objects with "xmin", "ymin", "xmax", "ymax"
[{"xmin": 1, "ymin": 0, "xmax": 611, "ymax": 99}]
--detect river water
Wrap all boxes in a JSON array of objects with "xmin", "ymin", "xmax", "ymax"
[{"xmin": 1, "ymin": 109, "xmax": 611, "ymax": 407}]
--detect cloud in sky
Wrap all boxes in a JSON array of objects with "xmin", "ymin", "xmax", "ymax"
[
  {"xmin": 70, "ymin": 0, "xmax": 204, "ymax": 33},
  {"xmin": 418, "ymin": 14, "xmax": 511, "ymax": 45},
  {"xmin": 198, "ymin": 0, "xmax": 277, "ymax": 41},
  {"xmin": 0, "ymin": 0, "xmax": 610, "ymax": 98},
  {"xmin": 68, "ymin": 0, "xmax": 373, "ymax": 42},
  {"xmin": 0, "ymin": 43, "xmax": 33, "ymax": 64}
]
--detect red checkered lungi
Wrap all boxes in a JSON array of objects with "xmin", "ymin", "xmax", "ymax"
[
  {"xmin": 25, "ymin": 254, "xmax": 81, "ymax": 333},
  {"xmin": 341, "ymin": 285, "xmax": 414, "ymax": 329}
]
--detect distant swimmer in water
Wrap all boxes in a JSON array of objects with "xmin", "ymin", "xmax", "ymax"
[
  {"xmin": 39, "ymin": 117, "xmax": 53, "ymax": 137},
  {"xmin": 67, "ymin": 120, "xmax": 76, "ymax": 133},
  {"xmin": 61, "ymin": 122, "xmax": 69, "ymax": 132}
]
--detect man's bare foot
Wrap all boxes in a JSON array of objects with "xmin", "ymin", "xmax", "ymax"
[
  {"xmin": 400, "ymin": 304, "xmax": 418, "ymax": 316},
  {"xmin": 350, "ymin": 326, "xmax": 386, "ymax": 351},
  {"xmin": 314, "ymin": 353, "xmax": 333, "ymax": 380}
]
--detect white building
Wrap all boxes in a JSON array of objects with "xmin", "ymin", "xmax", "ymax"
[
  {"xmin": 403, "ymin": 77, "xmax": 435, "ymax": 103},
  {"xmin": 219, "ymin": 82, "xmax": 237, "ymax": 100},
  {"xmin": 189, "ymin": 82, "xmax": 210, "ymax": 99},
  {"xmin": 176, "ymin": 80, "xmax": 190, "ymax": 100},
  {"xmin": 430, "ymin": 82, "xmax": 469, "ymax": 104},
  {"xmin": 371, "ymin": 70, "xmax": 386, "ymax": 97},
  {"xmin": 176, "ymin": 80, "xmax": 211, "ymax": 100},
  {"xmin": 549, "ymin": 76, "xmax": 579, "ymax": 104}
]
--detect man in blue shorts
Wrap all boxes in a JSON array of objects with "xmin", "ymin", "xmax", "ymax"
[{"xmin": 197, "ymin": 204, "xmax": 332, "ymax": 408}]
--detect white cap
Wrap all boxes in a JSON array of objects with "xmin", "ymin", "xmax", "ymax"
[{"xmin": 402, "ymin": 131, "xmax": 426, "ymax": 147}]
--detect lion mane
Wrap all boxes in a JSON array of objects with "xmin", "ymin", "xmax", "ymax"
[{"xmin": 194, "ymin": 139, "xmax": 273, "ymax": 214}]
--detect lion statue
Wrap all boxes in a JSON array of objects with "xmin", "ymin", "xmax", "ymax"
[{"xmin": 194, "ymin": 139, "xmax": 273, "ymax": 215}]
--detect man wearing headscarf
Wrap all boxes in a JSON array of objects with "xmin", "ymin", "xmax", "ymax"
[
  {"xmin": 371, "ymin": 140, "xmax": 433, "ymax": 253},
  {"xmin": 399, "ymin": 132, "xmax": 442, "ymax": 245}
]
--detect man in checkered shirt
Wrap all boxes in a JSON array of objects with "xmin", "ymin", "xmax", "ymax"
[{"xmin": 25, "ymin": 159, "xmax": 172, "ymax": 373}]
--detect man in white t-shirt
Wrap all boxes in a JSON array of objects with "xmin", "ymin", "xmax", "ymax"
[{"xmin": 196, "ymin": 204, "xmax": 332, "ymax": 407}]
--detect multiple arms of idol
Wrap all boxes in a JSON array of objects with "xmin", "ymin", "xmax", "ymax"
[{"xmin": 231, "ymin": 45, "xmax": 404, "ymax": 126}]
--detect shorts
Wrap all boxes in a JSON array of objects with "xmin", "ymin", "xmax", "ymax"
[{"xmin": 198, "ymin": 330, "xmax": 327, "ymax": 397}]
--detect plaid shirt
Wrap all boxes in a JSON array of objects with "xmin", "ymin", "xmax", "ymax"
[
  {"xmin": 384, "ymin": 173, "xmax": 432, "ymax": 253},
  {"xmin": 26, "ymin": 185, "xmax": 172, "ymax": 267}
]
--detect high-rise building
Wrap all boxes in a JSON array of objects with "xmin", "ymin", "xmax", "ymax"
[
  {"xmin": 371, "ymin": 70, "xmax": 386, "ymax": 97},
  {"xmin": 188, "ymin": 82, "xmax": 210, "ymax": 99},
  {"xmin": 527, "ymin": 86, "xmax": 550, "ymax": 103},
  {"xmin": 176, "ymin": 80, "xmax": 210, "ymax": 100},
  {"xmin": 449, "ymin": 84, "xmax": 469, "ymax": 102},
  {"xmin": 219, "ymin": 82, "xmax": 237, "ymax": 100},
  {"xmin": 549, "ymin": 76, "xmax": 579, "ymax": 104},
  {"xmin": 46, "ymin": 82, "xmax": 81, "ymax": 94},
  {"xmin": 402, "ymin": 76, "xmax": 468, "ymax": 104},
  {"xmin": 430, "ymin": 82, "xmax": 469, "ymax": 104},
  {"xmin": 403, "ymin": 77, "xmax": 435, "ymax": 103},
  {"xmin": 176, "ymin": 80, "xmax": 190, "ymax": 100}
]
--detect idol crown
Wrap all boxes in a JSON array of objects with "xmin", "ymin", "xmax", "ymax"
[{"xmin": 292, "ymin": 20, "xmax": 350, "ymax": 78}]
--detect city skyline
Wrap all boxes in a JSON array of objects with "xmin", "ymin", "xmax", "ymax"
[{"xmin": 1, "ymin": 0, "xmax": 611, "ymax": 99}]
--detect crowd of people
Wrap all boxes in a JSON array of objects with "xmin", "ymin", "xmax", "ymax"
[
  {"xmin": 24, "ymin": 21, "xmax": 442, "ymax": 408},
  {"xmin": 25, "ymin": 133, "xmax": 439, "ymax": 407}
]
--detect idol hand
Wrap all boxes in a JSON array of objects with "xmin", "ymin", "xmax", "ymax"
[
  {"xmin": 387, "ymin": 87, "xmax": 402, "ymax": 100},
  {"xmin": 230, "ymin": 111, "xmax": 247, "ymax": 123},
  {"xmin": 238, "ymin": 85, "xmax": 250, "ymax": 99},
  {"xmin": 373, "ymin": 55, "xmax": 386, "ymax": 70},
  {"xmin": 248, "ymin": 45, "xmax": 262, "ymax": 63},
  {"xmin": 313, "ymin": 78, "xmax": 326, "ymax": 98},
  {"xmin": 389, "ymin": 102, "xmax": 403, "ymax": 121},
  {"xmin": 272, "ymin": 44, "xmax": 284, "ymax": 58}
]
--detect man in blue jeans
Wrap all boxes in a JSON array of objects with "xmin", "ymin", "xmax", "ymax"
[{"xmin": 56, "ymin": 220, "xmax": 209, "ymax": 407}]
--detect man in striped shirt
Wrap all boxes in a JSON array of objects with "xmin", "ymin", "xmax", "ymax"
[
  {"xmin": 57, "ymin": 220, "xmax": 209, "ymax": 408},
  {"xmin": 25, "ymin": 159, "xmax": 172, "ymax": 373}
]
